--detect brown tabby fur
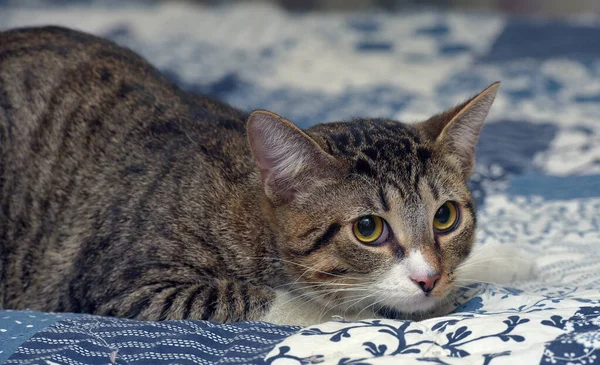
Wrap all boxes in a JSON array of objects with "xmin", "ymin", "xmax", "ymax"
[{"xmin": 0, "ymin": 26, "xmax": 498, "ymax": 322}]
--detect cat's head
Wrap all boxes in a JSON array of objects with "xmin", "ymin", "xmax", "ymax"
[{"xmin": 247, "ymin": 83, "xmax": 499, "ymax": 317}]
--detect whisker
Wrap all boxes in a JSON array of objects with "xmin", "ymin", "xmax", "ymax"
[
  {"xmin": 287, "ymin": 255, "xmax": 336, "ymax": 288},
  {"xmin": 258, "ymin": 290, "xmax": 325, "ymax": 316},
  {"xmin": 268, "ymin": 286, "xmax": 372, "ymax": 316},
  {"xmin": 456, "ymin": 257, "xmax": 533, "ymax": 270},
  {"xmin": 276, "ymin": 289, "xmax": 364, "ymax": 322},
  {"xmin": 355, "ymin": 293, "xmax": 388, "ymax": 319},
  {"xmin": 453, "ymin": 278, "xmax": 509, "ymax": 286},
  {"xmin": 273, "ymin": 281, "xmax": 369, "ymax": 290},
  {"xmin": 282, "ymin": 287, "xmax": 371, "ymax": 299},
  {"xmin": 327, "ymin": 292, "xmax": 375, "ymax": 313},
  {"xmin": 451, "ymin": 283, "xmax": 484, "ymax": 290},
  {"xmin": 242, "ymin": 256, "xmax": 362, "ymax": 281}
]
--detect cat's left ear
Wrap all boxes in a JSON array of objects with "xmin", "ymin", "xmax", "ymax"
[
  {"xmin": 416, "ymin": 82, "xmax": 500, "ymax": 179},
  {"xmin": 247, "ymin": 110, "xmax": 342, "ymax": 204}
]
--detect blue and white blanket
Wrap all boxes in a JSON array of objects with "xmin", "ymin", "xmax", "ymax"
[{"xmin": 1, "ymin": 2, "xmax": 600, "ymax": 364}]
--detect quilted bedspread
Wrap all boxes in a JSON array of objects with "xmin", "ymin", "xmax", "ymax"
[{"xmin": 1, "ymin": 1, "xmax": 600, "ymax": 364}]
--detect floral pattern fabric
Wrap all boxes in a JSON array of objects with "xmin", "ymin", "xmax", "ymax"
[{"xmin": 1, "ymin": 1, "xmax": 600, "ymax": 364}]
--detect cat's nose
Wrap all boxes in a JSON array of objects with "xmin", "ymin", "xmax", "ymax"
[{"xmin": 411, "ymin": 274, "xmax": 441, "ymax": 294}]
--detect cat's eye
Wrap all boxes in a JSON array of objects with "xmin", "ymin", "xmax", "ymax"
[
  {"xmin": 353, "ymin": 215, "xmax": 389, "ymax": 245},
  {"xmin": 433, "ymin": 201, "xmax": 459, "ymax": 233}
]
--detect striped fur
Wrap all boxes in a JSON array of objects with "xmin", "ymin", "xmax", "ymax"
[{"xmin": 0, "ymin": 26, "xmax": 497, "ymax": 323}]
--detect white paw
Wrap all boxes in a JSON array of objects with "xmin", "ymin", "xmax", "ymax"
[
  {"xmin": 260, "ymin": 291, "xmax": 326, "ymax": 326},
  {"xmin": 261, "ymin": 290, "xmax": 380, "ymax": 326},
  {"xmin": 457, "ymin": 243, "xmax": 538, "ymax": 285}
]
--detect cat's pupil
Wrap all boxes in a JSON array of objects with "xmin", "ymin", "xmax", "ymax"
[
  {"xmin": 435, "ymin": 205, "xmax": 450, "ymax": 223},
  {"xmin": 357, "ymin": 217, "xmax": 376, "ymax": 236}
]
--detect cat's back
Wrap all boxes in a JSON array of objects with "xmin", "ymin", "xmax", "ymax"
[
  {"xmin": 0, "ymin": 26, "xmax": 170, "ymax": 124},
  {"xmin": 0, "ymin": 26, "xmax": 246, "ymax": 135},
  {"xmin": 0, "ymin": 25, "xmax": 250, "ymax": 177},
  {"xmin": 0, "ymin": 26, "xmax": 251, "ymax": 212},
  {"xmin": 0, "ymin": 27, "xmax": 254, "ymax": 310}
]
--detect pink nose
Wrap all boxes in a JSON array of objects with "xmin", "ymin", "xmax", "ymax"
[{"xmin": 411, "ymin": 274, "xmax": 441, "ymax": 293}]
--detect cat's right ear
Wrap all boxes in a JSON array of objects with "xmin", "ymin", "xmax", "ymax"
[
  {"xmin": 247, "ymin": 110, "xmax": 342, "ymax": 204},
  {"xmin": 416, "ymin": 82, "xmax": 499, "ymax": 180}
]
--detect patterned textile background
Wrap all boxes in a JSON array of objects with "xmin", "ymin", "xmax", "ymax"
[{"xmin": 1, "ymin": 1, "xmax": 600, "ymax": 364}]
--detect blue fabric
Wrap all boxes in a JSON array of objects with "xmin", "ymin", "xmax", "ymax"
[
  {"xmin": 480, "ymin": 20, "xmax": 600, "ymax": 62},
  {"xmin": 1, "ymin": 2, "xmax": 600, "ymax": 364},
  {"xmin": 509, "ymin": 174, "xmax": 600, "ymax": 200},
  {"xmin": 0, "ymin": 311, "xmax": 81, "ymax": 363},
  {"xmin": 4, "ymin": 316, "xmax": 300, "ymax": 364}
]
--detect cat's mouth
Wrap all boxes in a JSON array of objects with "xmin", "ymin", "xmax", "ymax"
[
  {"xmin": 332, "ymin": 284, "xmax": 445, "ymax": 319},
  {"xmin": 377, "ymin": 289, "xmax": 441, "ymax": 315},
  {"xmin": 374, "ymin": 298, "xmax": 439, "ymax": 319}
]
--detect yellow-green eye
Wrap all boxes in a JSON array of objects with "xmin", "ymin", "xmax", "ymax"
[
  {"xmin": 433, "ymin": 201, "xmax": 459, "ymax": 233},
  {"xmin": 353, "ymin": 215, "xmax": 389, "ymax": 245}
]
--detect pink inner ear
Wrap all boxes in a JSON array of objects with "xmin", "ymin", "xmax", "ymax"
[
  {"xmin": 246, "ymin": 110, "xmax": 310, "ymax": 201},
  {"xmin": 246, "ymin": 110, "xmax": 342, "ymax": 203},
  {"xmin": 248, "ymin": 128, "xmax": 276, "ymax": 177},
  {"xmin": 433, "ymin": 84, "xmax": 499, "ymax": 179},
  {"xmin": 247, "ymin": 111, "xmax": 289, "ymax": 178}
]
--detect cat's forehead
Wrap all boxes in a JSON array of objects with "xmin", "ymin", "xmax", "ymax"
[
  {"xmin": 310, "ymin": 118, "xmax": 421, "ymax": 147},
  {"xmin": 309, "ymin": 118, "xmax": 434, "ymax": 180}
]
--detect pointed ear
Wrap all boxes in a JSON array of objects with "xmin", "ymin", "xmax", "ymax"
[
  {"xmin": 416, "ymin": 82, "xmax": 500, "ymax": 179},
  {"xmin": 247, "ymin": 110, "xmax": 342, "ymax": 204}
]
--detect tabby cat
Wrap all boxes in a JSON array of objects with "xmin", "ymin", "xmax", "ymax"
[{"xmin": 0, "ymin": 26, "xmax": 530, "ymax": 325}]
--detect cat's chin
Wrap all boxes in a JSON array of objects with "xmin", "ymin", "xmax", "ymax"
[{"xmin": 377, "ymin": 293, "xmax": 440, "ymax": 316}]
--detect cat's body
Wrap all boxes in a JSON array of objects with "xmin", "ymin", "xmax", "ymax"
[
  {"xmin": 0, "ymin": 26, "xmax": 279, "ymax": 322},
  {"xmin": 0, "ymin": 26, "xmax": 533, "ymax": 325}
]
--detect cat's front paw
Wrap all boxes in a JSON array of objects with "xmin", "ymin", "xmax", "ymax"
[
  {"xmin": 261, "ymin": 291, "xmax": 380, "ymax": 326},
  {"xmin": 506, "ymin": 254, "xmax": 538, "ymax": 283},
  {"xmin": 457, "ymin": 243, "xmax": 538, "ymax": 285}
]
